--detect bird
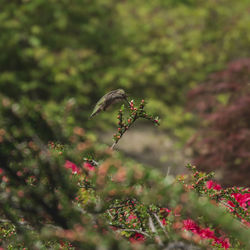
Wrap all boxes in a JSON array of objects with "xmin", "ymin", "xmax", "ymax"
[{"xmin": 90, "ymin": 89, "xmax": 129, "ymax": 118}]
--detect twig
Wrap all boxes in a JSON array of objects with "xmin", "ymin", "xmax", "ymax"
[
  {"xmin": 111, "ymin": 99, "xmax": 159, "ymax": 150},
  {"xmin": 220, "ymin": 200, "xmax": 235, "ymax": 210},
  {"xmin": 110, "ymin": 142, "xmax": 116, "ymax": 150},
  {"xmin": 116, "ymin": 228, "xmax": 150, "ymax": 237},
  {"xmin": 148, "ymin": 215, "xmax": 164, "ymax": 247},
  {"xmin": 166, "ymin": 167, "xmax": 171, "ymax": 177},
  {"xmin": 107, "ymin": 210, "xmax": 113, "ymax": 220},
  {"xmin": 153, "ymin": 212, "xmax": 168, "ymax": 238},
  {"xmin": 110, "ymin": 224, "xmax": 150, "ymax": 237}
]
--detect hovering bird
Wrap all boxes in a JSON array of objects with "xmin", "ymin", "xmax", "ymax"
[{"xmin": 90, "ymin": 89, "xmax": 129, "ymax": 118}]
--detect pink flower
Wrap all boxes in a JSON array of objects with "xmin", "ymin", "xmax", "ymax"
[
  {"xmin": 160, "ymin": 208, "xmax": 171, "ymax": 214},
  {"xmin": 227, "ymin": 200, "xmax": 235, "ymax": 212},
  {"xmin": 83, "ymin": 162, "xmax": 95, "ymax": 171},
  {"xmin": 183, "ymin": 219, "xmax": 200, "ymax": 234},
  {"xmin": 199, "ymin": 228, "xmax": 214, "ymax": 238},
  {"xmin": 206, "ymin": 180, "xmax": 214, "ymax": 189},
  {"xmin": 213, "ymin": 184, "xmax": 222, "ymax": 191},
  {"xmin": 231, "ymin": 193, "xmax": 250, "ymax": 209},
  {"xmin": 226, "ymin": 192, "xmax": 250, "ymax": 213},
  {"xmin": 206, "ymin": 180, "xmax": 222, "ymax": 191},
  {"xmin": 129, "ymin": 233, "xmax": 145, "ymax": 243},
  {"xmin": 213, "ymin": 236, "xmax": 230, "ymax": 249},
  {"xmin": 162, "ymin": 218, "xmax": 167, "ymax": 226},
  {"xmin": 64, "ymin": 160, "xmax": 80, "ymax": 174},
  {"xmin": 127, "ymin": 214, "xmax": 137, "ymax": 222},
  {"xmin": 182, "ymin": 219, "xmax": 230, "ymax": 249},
  {"xmin": 220, "ymin": 237, "xmax": 230, "ymax": 249}
]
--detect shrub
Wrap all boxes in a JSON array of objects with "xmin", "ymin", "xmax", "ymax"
[
  {"xmin": 1, "ymin": 99, "xmax": 249, "ymax": 249},
  {"xmin": 187, "ymin": 59, "xmax": 250, "ymax": 186},
  {"xmin": 1, "ymin": 0, "xmax": 250, "ymax": 136}
]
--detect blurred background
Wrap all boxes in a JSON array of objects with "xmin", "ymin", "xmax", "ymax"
[{"xmin": 1, "ymin": 0, "xmax": 250, "ymax": 186}]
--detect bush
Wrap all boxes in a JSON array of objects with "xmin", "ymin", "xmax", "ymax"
[
  {"xmin": 1, "ymin": 100, "xmax": 249, "ymax": 249},
  {"xmin": 187, "ymin": 59, "xmax": 250, "ymax": 187},
  {"xmin": 1, "ymin": 0, "xmax": 250, "ymax": 136}
]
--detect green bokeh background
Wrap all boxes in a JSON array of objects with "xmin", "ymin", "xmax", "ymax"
[
  {"xmin": 1, "ymin": 1, "xmax": 250, "ymax": 248},
  {"xmin": 1, "ymin": 0, "xmax": 250, "ymax": 144}
]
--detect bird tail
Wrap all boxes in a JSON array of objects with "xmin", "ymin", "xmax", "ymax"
[
  {"xmin": 89, "ymin": 111, "xmax": 97, "ymax": 119},
  {"xmin": 89, "ymin": 106, "xmax": 104, "ymax": 118}
]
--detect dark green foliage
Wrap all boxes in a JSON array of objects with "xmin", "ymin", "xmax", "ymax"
[
  {"xmin": 1, "ymin": 98, "xmax": 249, "ymax": 249},
  {"xmin": 1, "ymin": 0, "xmax": 250, "ymax": 136}
]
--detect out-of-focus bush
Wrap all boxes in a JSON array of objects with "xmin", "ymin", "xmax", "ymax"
[
  {"xmin": 187, "ymin": 59, "xmax": 250, "ymax": 186},
  {"xmin": 0, "ymin": 0, "xmax": 122, "ymax": 133},
  {"xmin": 1, "ymin": 98, "xmax": 249, "ymax": 249},
  {"xmin": 1, "ymin": 1, "xmax": 249, "ymax": 248},
  {"xmin": 1, "ymin": 0, "xmax": 250, "ymax": 138}
]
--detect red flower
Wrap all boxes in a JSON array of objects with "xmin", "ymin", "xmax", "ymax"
[
  {"xmin": 182, "ymin": 219, "xmax": 230, "ymax": 249},
  {"xmin": 199, "ymin": 228, "xmax": 214, "ymax": 238},
  {"xmin": 162, "ymin": 218, "xmax": 167, "ymax": 225},
  {"xmin": 83, "ymin": 162, "xmax": 95, "ymax": 171},
  {"xmin": 183, "ymin": 219, "xmax": 200, "ymax": 234},
  {"xmin": 206, "ymin": 180, "xmax": 222, "ymax": 191},
  {"xmin": 160, "ymin": 207, "xmax": 171, "ymax": 214},
  {"xmin": 59, "ymin": 240, "xmax": 65, "ymax": 247},
  {"xmin": 213, "ymin": 236, "xmax": 230, "ymax": 249},
  {"xmin": 226, "ymin": 200, "xmax": 235, "ymax": 212},
  {"xmin": 226, "ymin": 191, "xmax": 250, "ymax": 214},
  {"xmin": 129, "ymin": 233, "xmax": 145, "ymax": 243},
  {"xmin": 231, "ymin": 192, "xmax": 250, "ymax": 209},
  {"xmin": 64, "ymin": 160, "xmax": 80, "ymax": 174},
  {"xmin": 127, "ymin": 214, "xmax": 137, "ymax": 222}
]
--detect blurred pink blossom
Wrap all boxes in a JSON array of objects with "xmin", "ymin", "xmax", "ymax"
[{"xmin": 64, "ymin": 160, "xmax": 80, "ymax": 174}]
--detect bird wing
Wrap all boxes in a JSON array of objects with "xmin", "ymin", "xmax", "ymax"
[
  {"xmin": 104, "ymin": 90, "xmax": 123, "ymax": 107},
  {"xmin": 90, "ymin": 91, "xmax": 112, "ymax": 117},
  {"xmin": 90, "ymin": 90, "xmax": 126, "ymax": 117}
]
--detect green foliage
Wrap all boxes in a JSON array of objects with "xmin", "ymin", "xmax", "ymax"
[
  {"xmin": 1, "ymin": 0, "xmax": 250, "ymax": 248},
  {"xmin": 1, "ymin": 0, "xmax": 250, "ymax": 138},
  {"xmin": 112, "ymin": 99, "xmax": 159, "ymax": 145},
  {"xmin": 1, "ymin": 100, "xmax": 249, "ymax": 249}
]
